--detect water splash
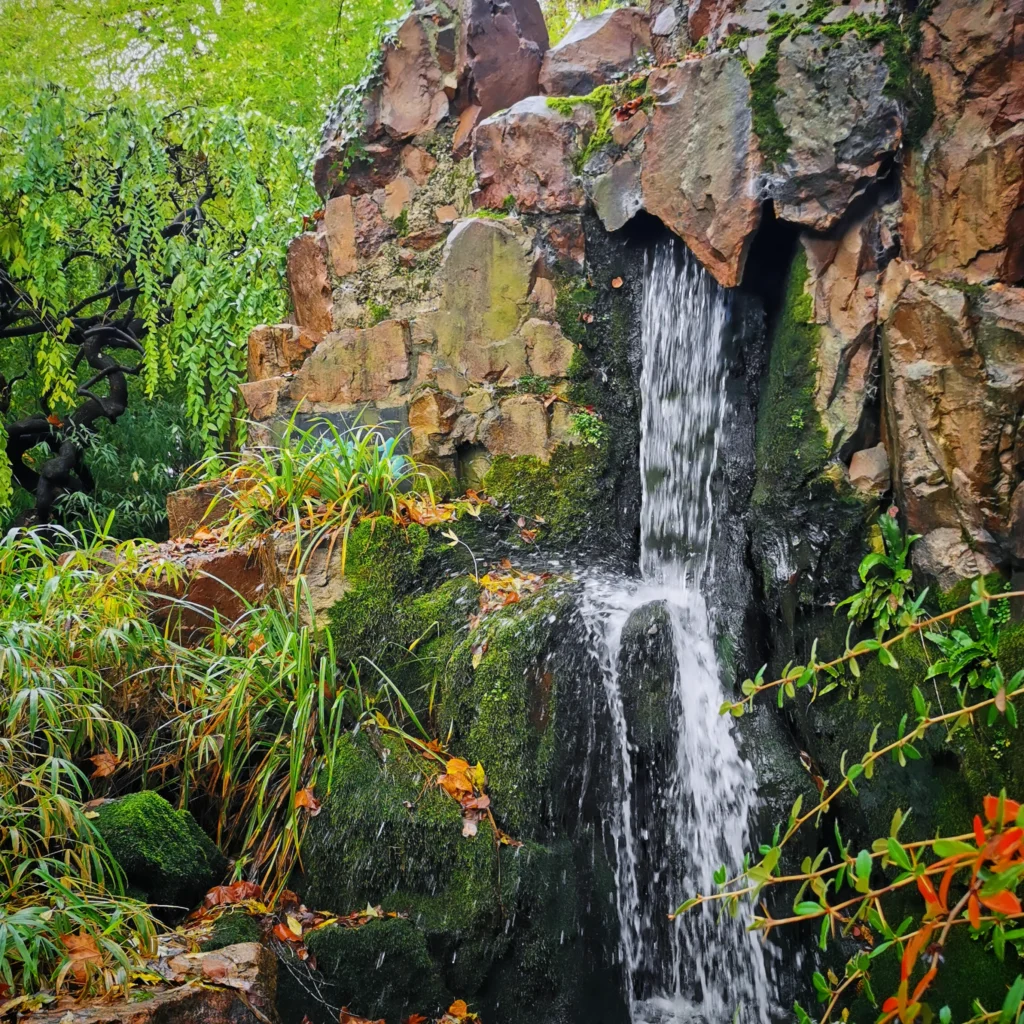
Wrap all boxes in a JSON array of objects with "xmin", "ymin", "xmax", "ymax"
[{"xmin": 583, "ymin": 241, "xmax": 773, "ymax": 1023}]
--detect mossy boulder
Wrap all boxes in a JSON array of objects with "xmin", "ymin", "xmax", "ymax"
[
  {"xmin": 95, "ymin": 791, "xmax": 226, "ymax": 915},
  {"xmin": 200, "ymin": 909, "xmax": 263, "ymax": 952}
]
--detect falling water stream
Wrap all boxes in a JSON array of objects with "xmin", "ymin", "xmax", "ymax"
[{"xmin": 582, "ymin": 242, "xmax": 773, "ymax": 1023}]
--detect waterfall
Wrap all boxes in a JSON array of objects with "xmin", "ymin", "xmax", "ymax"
[{"xmin": 582, "ymin": 241, "xmax": 773, "ymax": 1023}]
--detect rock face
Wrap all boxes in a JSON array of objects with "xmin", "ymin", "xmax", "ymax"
[
  {"xmin": 801, "ymin": 206, "xmax": 896, "ymax": 456},
  {"xmin": 901, "ymin": 0, "xmax": 1024, "ymax": 284},
  {"xmin": 166, "ymin": 481, "xmax": 234, "ymax": 539},
  {"xmin": 473, "ymin": 97, "xmax": 585, "ymax": 213},
  {"xmin": 641, "ymin": 55, "xmax": 762, "ymax": 287},
  {"xmin": 772, "ymin": 29, "xmax": 902, "ymax": 230},
  {"xmin": 539, "ymin": 7, "xmax": 651, "ymax": 96},
  {"xmin": 285, "ymin": 234, "xmax": 332, "ymax": 336},
  {"xmin": 290, "ymin": 320, "xmax": 410, "ymax": 406},
  {"xmin": 880, "ymin": 260, "xmax": 1024, "ymax": 575},
  {"xmin": 459, "ymin": 0, "xmax": 550, "ymax": 121}
]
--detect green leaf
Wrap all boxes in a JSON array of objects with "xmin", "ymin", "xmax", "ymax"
[
  {"xmin": 887, "ymin": 837, "xmax": 912, "ymax": 872},
  {"xmin": 932, "ymin": 839, "xmax": 977, "ymax": 858},
  {"xmin": 1001, "ymin": 976, "xmax": 1024, "ymax": 1024},
  {"xmin": 795, "ymin": 901, "xmax": 823, "ymax": 916},
  {"xmin": 856, "ymin": 849, "xmax": 872, "ymax": 882}
]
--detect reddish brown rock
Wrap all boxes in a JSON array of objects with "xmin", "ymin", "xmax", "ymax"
[
  {"xmin": 539, "ymin": 7, "xmax": 651, "ymax": 96},
  {"xmin": 474, "ymin": 97, "xmax": 585, "ymax": 214},
  {"xmin": 166, "ymin": 481, "xmax": 233, "ymax": 538},
  {"xmin": 901, "ymin": 0, "xmax": 1024, "ymax": 283},
  {"xmin": 453, "ymin": 104, "xmax": 483, "ymax": 158},
  {"xmin": 290, "ymin": 321, "xmax": 410, "ymax": 405},
  {"xmin": 247, "ymin": 323, "xmax": 317, "ymax": 382},
  {"xmin": 772, "ymin": 29, "xmax": 902, "ymax": 230},
  {"xmin": 286, "ymin": 234, "xmax": 333, "ymax": 336},
  {"xmin": 848, "ymin": 444, "xmax": 890, "ymax": 495},
  {"xmin": 379, "ymin": 13, "xmax": 449, "ymax": 138},
  {"xmin": 239, "ymin": 377, "xmax": 288, "ymax": 422},
  {"xmin": 879, "ymin": 261, "xmax": 1024, "ymax": 577},
  {"xmin": 405, "ymin": 224, "xmax": 450, "ymax": 251},
  {"xmin": 401, "ymin": 144, "xmax": 438, "ymax": 185},
  {"xmin": 801, "ymin": 207, "xmax": 896, "ymax": 454},
  {"xmin": 536, "ymin": 216, "xmax": 587, "ymax": 272},
  {"xmin": 318, "ymin": 194, "xmax": 393, "ymax": 277},
  {"xmin": 459, "ymin": 0, "xmax": 550, "ymax": 121},
  {"xmin": 641, "ymin": 55, "xmax": 762, "ymax": 287}
]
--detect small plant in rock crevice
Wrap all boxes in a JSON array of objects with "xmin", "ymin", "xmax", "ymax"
[
  {"xmin": 569, "ymin": 409, "xmax": 607, "ymax": 447},
  {"xmin": 837, "ymin": 506, "xmax": 926, "ymax": 641}
]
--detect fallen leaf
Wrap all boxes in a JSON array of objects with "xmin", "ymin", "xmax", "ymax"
[
  {"xmin": 448, "ymin": 1000, "xmax": 469, "ymax": 1020},
  {"xmin": 88, "ymin": 751, "xmax": 121, "ymax": 778},
  {"xmin": 273, "ymin": 922, "xmax": 301, "ymax": 943},
  {"xmin": 47, "ymin": 414, "xmax": 63, "ymax": 427},
  {"xmin": 295, "ymin": 787, "xmax": 322, "ymax": 816},
  {"xmin": 340, "ymin": 1008, "xmax": 385, "ymax": 1024},
  {"xmin": 611, "ymin": 276, "xmax": 623, "ymax": 288},
  {"xmin": 203, "ymin": 880, "xmax": 264, "ymax": 908},
  {"xmin": 61, "ymin": 932, "xmax": 101, "ymax": 985},
  {"xmin": 286, "ymin": 914, "xmax": 304, "ymax": 937},
  {"xmin": 404, "ymin": 1015, "xmax": 429, "ymax": 1024}
]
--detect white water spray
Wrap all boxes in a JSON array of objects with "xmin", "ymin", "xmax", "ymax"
[{"xmin": 583, "ymin": 242, "xmax": 773, "ymax": 1023}]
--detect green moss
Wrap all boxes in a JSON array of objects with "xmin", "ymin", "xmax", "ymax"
[
  {"xmin": 938, "ymin": 571, "xmax": 1009, "ymax": 613},
  {"xmin": 326, "ymin": 518, "xmax": 433, "ymax": 668},
  {"xmin": 367, "ymin": 301, "xmax": 392, "ymax": 326},
  {"xmin": 200, "ymin": 909, "xmax": 262, "ymax": 951},
  {"xmin": 95, "ymin": 791, "xmax": 226, "ymax": 914},
  {"xmin": 745, "ymin": 17, "xmax": 798, "ymax": 168},
  {"xmin": 547, "ymin": 85, "xmax": 617, "ymax": 171},
  {"xmin": 483, "ymin": 444, "xmax": 609, "ymax": 547},
  {"xmin": 752, "ymin": 248, "xmax": 829, "ymax": 506},
  {"xmin": 305, "ymin": 917, "xmax": 447, "ymax": 1021}
]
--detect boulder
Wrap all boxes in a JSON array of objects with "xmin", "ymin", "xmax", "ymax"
[
  {"xmin": 166, "ymin": 481, "xmax": 233, "ymax": 539},
  {"xmin": 641, "ymin": 55, "xmax": 762, "ymax": 287},
  {"xmin": 649, "ymin": 0, "xmax": 688, "ymax": 63},
  {"xmin": 435, "ymin": 219, "xmax": 532, "ymax": 383},
  {"xmin": 538, "ymin": 7, "xmax": 651, "ymax": 96},
  {"xmin": 912, "ymin": 528, "xmax": 999, "ymax": 592},
  {"xmin": 473, "ymin": 96, "xmax": 585, "ymax": 213},
  {"xmin": 901, "ymin": 0, "xmax": 1024, "ymax": 284},
  {"xmin": 246, "ymin": 323, "xmax": 317, "ymax": 382},
  {"xmin": 24, "ymin": 944, "xmax": 278, "ymax": 1024},
  {"xmin": 408, "ymin": 389, "xmax": 460, "ymax": 456},
  {"xmin": 848, "ymin": 444, "xmax": 890, "ymax": 495},
  {"xmin": 879, "ymin": 260, "xmax": 1024, "ymax": 577},
  {"xmin": 772, "ymin": 28, "xmax": 902, "ymax": 230},
  {"xmin": 94, "ymin": 792, "xmax": 226, "ymax": 914},
  {"xmin": 286, "ymin": 234, "xmax": 333, "ymax": 336},
  {"xmin": 379, "ymin": 13, "xmax": 450, "ymax": 139},
  {"xmin": 459, "ymin": 0, "xmax": 550, "ymax": 121},
  {"xmin": 290, "ymin": 320, "xmax": 410, "ymax": 406}
]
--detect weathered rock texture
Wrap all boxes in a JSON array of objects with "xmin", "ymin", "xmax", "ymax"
[
  {"xmin": 641, "ymin": 54, "xmax": 762, "ymax": 287},
  {"xmin": 539, "ymin": 7, "xmax": 651, "ymax": 96},
  {"xmin": 772, "ymin": 29, "xmax": 902, "ymax": 229},
  {"xmin": 901, "ymin": 0, "xmax": 1024, "ymax": 285},
  {"xmin": 880, "ymin": 260, "xmax": 1024, "ymax": 578}
]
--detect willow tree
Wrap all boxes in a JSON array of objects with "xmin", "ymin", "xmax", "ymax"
[{"xmin": 0, "ymin": 88, "xmax": 313, "ymax": 522}]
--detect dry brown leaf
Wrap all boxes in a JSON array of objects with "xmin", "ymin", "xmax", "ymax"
[
  {"xmin": 88, "ymin": 752, "xmax": 121, "ymax": 779},
  {"xmin": 203, "ymin": 880, "xmax": 263, "ymax": 908},
  {"xmin": 295, "ymin": 787, "xmax": 322, "ymax": 816},
  {"xmin": 62, "ymin": 933, "xmax": 101, "ymax": 985}
]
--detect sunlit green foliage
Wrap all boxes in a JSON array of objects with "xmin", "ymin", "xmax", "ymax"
[{"xmin": 0, "ymin": 0, "xmax": 407, "ymax": 130}]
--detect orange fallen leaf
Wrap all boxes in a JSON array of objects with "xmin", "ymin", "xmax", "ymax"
[
  {"xmin": 88, "ymin": 752, "xmax": 121, "ymax": 779},
  {"xmin": 403, "ymin": 1015, "xmax": 428, "ymax": 1024},
  {"xmin": 46, "ymin": 414, "xmax": 63, "ymax": 427},
  {"xmin": 448, "ymin": 1001, "xmax": 469, "ymax": 1019},
  {"xmin": 273, "ymin": 922, "xmax": 301, "ymax": 943},
  {"xmin": 203, "ymin": 880, "xmax": 263, "ymax": 908},
  {"xmin": 62, "ymin": 932, "xmax": 101, "ymax": 985},
  {"xmin": 340, "ymin": 1009, "xmax": 385, "ymax": 1024},
  {"xmin": 295, "ymin": 787, "xmax": 322, "ymax": 816},
  {"xmin": 611, "ymin": 276, "xmax": 623, "ymax": 288}
]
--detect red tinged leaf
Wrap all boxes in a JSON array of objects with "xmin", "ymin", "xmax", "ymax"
[
  {"xmin": 911, "ymin": 966, "xmax": 937, "ymax": 1003},
  {"xmin": 273, "ymin": 922, "xmax": 302, "ymax": 943},
  {"xmin": 974, "ymin": 814, "xmax": 986, "ymax": 846},
  {"xmin": 882, "ymin": 997, "xmax": 900, "ymax": 1013},
  {"xmin": 900, "ymin": 923, "xmax": 932, "ymax": 982},
  {"xmin": 916, "ymin": 875, "xmax": 939, "ymax": 906},
  {"xmin": 204, "ymin": 880, "xmax": 263, "ymax": 907},
  {"xmin": 968, "ymin": 893, "xmax": 981, "ymax": 929},
  {"xmin": 403, "ymin": 1016, "xmax": 429, "ymax": 1024},
  {"xmin": 979, "ymin": 889, "xmax": 1022, "ymax": 916},
  {"xmin": 984, "ymin": 795, "xmax": 1022, "ymax": 825},
  {"xmin": 88, "ymin": 751, "xmax": 121, "ymax": 778},
  {"xmin": 340, "ymin": 1009, "xmax": 385, "ymax": 1024},
  {"xmin": 938, "ymin": 865, "xmax": 955, "ymax": 912}
]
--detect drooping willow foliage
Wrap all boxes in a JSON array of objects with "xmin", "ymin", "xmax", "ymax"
[{"xmin": 0, "ymin": 87, "xmax": 316, "ymax": 519}]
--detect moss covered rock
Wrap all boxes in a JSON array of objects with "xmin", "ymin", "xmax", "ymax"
[
  {"xmin": 95, "ymin": 791, "xmax": 226, "ymax": 914},
  {"xmin": 200, "ymin": 909, "xmax": 263, "ymax": 952}
]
